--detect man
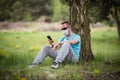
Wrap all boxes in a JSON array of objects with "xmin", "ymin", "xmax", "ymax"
[{"xmin": 29, "ymin": 21, "xmax": 81, "ymax": 69}]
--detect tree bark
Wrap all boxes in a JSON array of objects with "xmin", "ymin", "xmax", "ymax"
[
  {"xmin": 69, "ymin": 0, "xmax": 94, "ymax": 61},
  {"xmin": 111, "ymin": 6, "xmax": 120, "ymax": 40}
]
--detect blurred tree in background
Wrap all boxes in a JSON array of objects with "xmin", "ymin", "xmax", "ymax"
[
  {"xmin": 0, "ymin": 0, "xmax": 69, "ymax": 22},
  {"xmin": 0, "ymin": 0, "xmax": 53, "ymax": 21},
  {"xmin": 52, "ymin": 0, "xmax": 69, "ymax": 22},
  {"xmin": 27, "ymin": 0, "xmax": 53, "ymax": 21},
  {"xmin": 0, "ymin": 0, "xmax": 16, "ymax": 21},
  {"xmin": 88, "ymin": 0, "xmax": 120, "ymax": 40}
]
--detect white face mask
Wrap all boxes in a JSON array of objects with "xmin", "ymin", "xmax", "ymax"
[{"xmin": 62, "ymin": 30, "xmax": 69, "ymax": 36}]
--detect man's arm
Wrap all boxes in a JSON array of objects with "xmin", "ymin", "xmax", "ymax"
[
  {"xmin": 52, "ymin": 39, "xmax": 79, "ymax": 51},
  {"xmin": 59, "ymin": 39, "xmax": 79, "ymax": 45}
]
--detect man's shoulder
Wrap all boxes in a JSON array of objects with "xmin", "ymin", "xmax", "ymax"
[
  {"xmin": 73, "ymin": 33, "xmax": 80, "ymax": 37},
  {"xmin": 59, "ymin": 36, "xmax": 66, "ymax": 41},
  {"xmin": 61, "ymin": 35, "xmax": 66, "ymax": 38}
]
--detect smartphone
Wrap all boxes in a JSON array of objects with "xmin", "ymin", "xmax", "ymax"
[
  {"xmin": 47, "ymin": 36, "xmax": 54, "ymax": 46},
  {"xmin": 47, "ymin": 35, "xmax": 53, "ymax": 40}
]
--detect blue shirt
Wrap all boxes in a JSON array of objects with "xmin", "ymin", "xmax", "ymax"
[{"xmin": 59, "ymin": 33, "xmax": 81, "ymax": 59}]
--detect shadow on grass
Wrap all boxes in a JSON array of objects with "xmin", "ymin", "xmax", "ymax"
[{"xmin": 0, "ymin": 61, "xmax": 120, "ymax": 80}]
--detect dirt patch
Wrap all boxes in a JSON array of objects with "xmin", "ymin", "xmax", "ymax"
[
  {"xmin": 95, "ymin": 71, "xmax": 120, "ymax": 80},
  {"xmin": 0, "ymin": 22, "xmax": 60, "ymax": 32},
  {"xmin": 109, "ymin": 71, "xmax": 120, "ymax": 80}
]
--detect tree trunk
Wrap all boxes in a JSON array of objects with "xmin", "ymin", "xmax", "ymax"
[
  {"xmin": 69, "ymin": 0, "xmax": 94, "ymax": 61},
  {"xmin": 111, "ymin": 6, "xmax": 120, "ymax": 40},
  {"xmin": 116, "ymin": 21, "xmax": 120, "ymax": 40}
]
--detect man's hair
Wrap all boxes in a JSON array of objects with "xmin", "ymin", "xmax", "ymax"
[{"xmin": 61, "ymin": 21, "xmax": 71, "ymax": 25}]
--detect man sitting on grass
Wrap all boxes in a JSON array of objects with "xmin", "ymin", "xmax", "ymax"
[{"xmin": 29, "ymin": 21, "xmax": 81, "ymax": 69}]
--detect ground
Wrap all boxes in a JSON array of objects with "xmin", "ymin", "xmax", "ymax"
[{"xmin": 0, "ymin": 22, "xmax": 120, "ymax": 80}]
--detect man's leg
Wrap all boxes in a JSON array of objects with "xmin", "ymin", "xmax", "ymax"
[
  {"xmin": 51, "ymin": 43, "xmax": 78, "ymax": 69},
  {"xmin": 32, "ymin": 46, "xmax": 58, "ymax": 64}
]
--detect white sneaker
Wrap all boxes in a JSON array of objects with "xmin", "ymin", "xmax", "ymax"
[
  {"xmin": 28, "ymin": 62, "xmax": 39, "ymax": 68},
  {"xmin": 31, "ymin": 62, "xmax": 39, "ymax": 65},
  {"xmin": 51, "ymin": 62, "xmax": 59, "ymax": 69}
]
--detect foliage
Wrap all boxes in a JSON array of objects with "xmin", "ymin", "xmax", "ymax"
[
  {"xmin": 24, "ymin": 12, "xmax": 33, "ymax": 21},
  {"xmin": 27, "ymin": 0, "xmax": 53, "ymax": 21},
  {"xmin": 0, "ymin": 0, "xmax": 16, "ymax": 21},
  {"xmin": 88, "ymin": 0, "xmax": 120, "ymax": 24},
  {"xmin": 52, "ymin": 0, "xmax": 69, "ymax": 22},
  {"xmin": 11, "ymin": 1, "xmax": 23, "ymax": 21},
  {"xmin": 0, "ymin": 0, "xmax": 53, "ymax": 21},
  {"xmin": 0, "ymin": 0, "xmax": 70, "ymax": 22},
  {"xmin": 1, "ymin": 0, "xmax": 120, "ymax": 23}
]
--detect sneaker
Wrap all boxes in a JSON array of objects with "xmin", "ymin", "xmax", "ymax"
[
  {"xmin": 31, "ymin": 62, "xmax": 39, "ymax": 65},
  {"xmin": 28, "ymin": 62, "xmax": 39, "ymax": 68},
  {"xmin": 51, "ymin": 62, "xmax": 60, "ymax": 69}
]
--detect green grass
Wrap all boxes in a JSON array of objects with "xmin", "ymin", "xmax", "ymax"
[
  {"xmin": 0, "ymin": 31, "xmax": 62, "ymax": 66},
  {"xmin": 91, "ymin": 28, "xmax": 120, "ymax": 64},
  {"xmin": 0, "ymin": 27, "xmax": 120, "ymax": 80}
]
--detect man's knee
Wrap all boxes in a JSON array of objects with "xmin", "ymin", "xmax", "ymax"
[
  {"xmin": 43, "ymin": 45, "xmax": 51, "ymax": 50},
  {"xmin": 62, "ymin": 42, "xmax": 70, "ymax": 47}
]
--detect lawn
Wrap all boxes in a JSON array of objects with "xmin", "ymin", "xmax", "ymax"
[{"xmin": 0, "ymin": 27, "xmax": 120, "ymax": 80}]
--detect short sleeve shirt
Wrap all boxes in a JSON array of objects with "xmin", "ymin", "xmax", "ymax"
[{"xmin": 59, "ymin": 33, "xmax": 81, "ymax": 59}]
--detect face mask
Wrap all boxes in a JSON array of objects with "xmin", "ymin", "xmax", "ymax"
[{"xmin": 62, "ymin": 30, "xmax": 69, "ymax": 36}]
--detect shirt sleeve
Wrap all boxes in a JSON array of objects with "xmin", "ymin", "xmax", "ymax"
[
  {"xmin": 58, "ymin": 36, "xmax": 64, "ymax": 42},
  {"xmin": 74, "ymin": 35, "xmax": 81, "ymax": 43}
]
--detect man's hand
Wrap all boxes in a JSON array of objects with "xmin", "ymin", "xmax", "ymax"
[
  {"xmin": 48, "ymin": 40, "xmax": 54, "ymax": 47},
  {"xmin": 52, "ymin": 43, "xmax": 60, "ymax": 51},
  {"xmin": 48, "ymin": 40, "xmax": 53, "ymax": 45}
]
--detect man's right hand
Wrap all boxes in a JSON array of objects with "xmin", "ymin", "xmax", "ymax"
[
  {"xmin": 52, "ymin": 43, "xmax": 60, "ymax": 51},
  {"xmin": 48, "ymin": 40, "xmax": 53, "ymax": 45}
]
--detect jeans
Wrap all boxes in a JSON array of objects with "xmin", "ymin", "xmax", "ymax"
[{"xmin": 33, "ymin": 42, "xmax": 79, "ymax": 63}]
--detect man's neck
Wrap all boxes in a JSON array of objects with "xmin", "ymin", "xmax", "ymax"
[{"xmin": 66, "ymin": 31, "xmax": 73, "ymax": 37}]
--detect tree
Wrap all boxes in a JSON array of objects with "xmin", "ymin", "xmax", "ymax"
[
  {"xmin": 27, "ymin": 0, "xmax": 53, "ymax": 20},
  {"xmin": 0, "ymin": 0, "xmax": 16, "ymax": 21},
  {"xmin": 70, "ymin": 0, "xmax": 94, "ymax": 61},
  {"xmin": 60, "ymin": 0, "xmax": 94, "ymax": 61},
  {"xmin": 88, "ymin": 0, "xmax": 120, "ymax": 40},
  {"xmin": 0, "ymin": 0, "xmax": 53, "ymax": 21},
  {"xmin": 52, "ymin": 0, "xmax": 69, "ymax": 22}
]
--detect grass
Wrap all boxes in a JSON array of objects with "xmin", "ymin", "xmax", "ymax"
[
  {"xmin": 91, "ymin": 28, "xmax": 120, "ymax": 64},
  {"xmin": 0, "ymin": 27, "xmax": 120, "ymax": 80},
  {"xmin": 0, "ymin": 31, "xmax": 61, "ymax": 66}
]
